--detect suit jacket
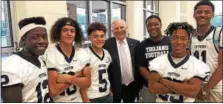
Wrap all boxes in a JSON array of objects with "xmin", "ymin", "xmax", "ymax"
[{"xmin": 103, "ymin": 37, "xmax": 141, "ymax": 98}]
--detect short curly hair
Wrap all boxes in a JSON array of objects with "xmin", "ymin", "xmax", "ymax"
[
  {"xmin": 165, "ymin": 22, "xmax": 195, "ymax": 39},
  {"xmin": 194, "ymin": 0, "xmax": 215, "ymax": 12},
  {"xmin": 87, "ymin": 22, "xmax": 107, "ymax": 36},
  {"xmin": 50, "ymin": 17, "xmax": 83, "ymax": 46},
  {"xmin": 145, "ymin": 15, "xmax": 162, "ymax": 26}
]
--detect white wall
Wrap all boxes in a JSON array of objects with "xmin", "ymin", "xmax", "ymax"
[
  {"xmin": 10, "ymin": 1, "xmax": 201, "ymax": 43},
  {"xmin": 159, "ymin": 1, "xmax": 199, "ymax": 34},
  {"xmin": 126, "ymin": 1, "xmax": 144, "ymax": 41},
  {"xmin": 11, "ymin": 1, "xmax": 68, "ymax": 42},
  {"xmin": 179, "ymin": 1, "xmax": 198, "ymax": 27},
  {"xmin": 159, "ymin": 1, "xmax": 179, "ymax": 33}
]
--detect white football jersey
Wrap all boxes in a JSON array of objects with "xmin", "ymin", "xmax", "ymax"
[
  {"xmin": 1, "ymin": 54, "xmax": 53, "ymax": 102},
  {"xmin": 85, "ymin": 47, "xmax": 112, "ymax": 99},
  {"xmin": 149, "ymin": 54, "xmax": 210, "ymax": 103},
  {"xmin": 191, "ymin": 27, "xmax": 223, "ymax": 92},
  {"xmin": 43, "ymin": 44, "xmax": 90, "ymax": 102}
]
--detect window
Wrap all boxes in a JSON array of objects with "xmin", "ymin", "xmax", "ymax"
[
  {"xmin": 145, "ymin": 1, "xmax": 152, "ymax": 10},
  {"xmin": 66, "ymin": 0, "xmax": 126, "ymax": 47},
  {"xmin": 143, "ymin": 0, "xmax": 159, "ymax": 39},
  {"xmin": 112, "ymin": 3, "xmax": 126, "ymax": 21},
  {"xmin": 1, "ymin": 1, "xmax": 14, "ymax": 61},
  {"xmin": 66, "ymin": 1, "xmax": 88, "ymax": 40},
  {"xmin": 111, "ymin": 1, "xmax": 126, "ymax": 37},
  {"xmin": 1, "ymin": 1, "xmax": 13, "ymax": 48},
  {"xmin": 211, "ymin": 1, "xmax": 222, "ymax": 27},
  {"xmin": 211, "ymin": 15, "xmax": 222, "ymax": 27},
  {"xmin": 92, "ymin": 1, "xmax": 109, "ymax": 39}
]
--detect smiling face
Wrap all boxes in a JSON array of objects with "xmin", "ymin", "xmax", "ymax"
[
  {"xmin": 90, "ymin": 30, "xmax": 105, "ymax": 49},
  {"xmin": 60, "ymin": 25, "xmax": 75, "ymax": 45},
  {"xmin": 194, "ymin": 5, "xmax": 213, "ymax": 27},
  {"xmin": 24, "ymin": 27, "xmax": 48, "ymax": 56},
  {"xmin": 112, "ymin": 20, "xmax": 127, "ymax": 41},
  {"xmin": 146, "ymin": 18, "xmax": 162, "ymax": 38},
  {"xmin": 170, "ymin": 29, "xmax": 190, "ymax": 57}
]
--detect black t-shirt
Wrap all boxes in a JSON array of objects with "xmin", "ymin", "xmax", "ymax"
[{"xmin": 136, "ymin": 36, "xmax": 170, "ymax": 86}]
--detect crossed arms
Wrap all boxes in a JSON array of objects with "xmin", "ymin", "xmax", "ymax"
[{"xmin": 148, "ymin": 71, "xmax": 203, "ymax": 98}]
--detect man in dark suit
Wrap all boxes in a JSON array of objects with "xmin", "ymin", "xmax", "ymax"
[{"xmin": 103, "ymin": 19, "xmax": 141, "ymax": 102}]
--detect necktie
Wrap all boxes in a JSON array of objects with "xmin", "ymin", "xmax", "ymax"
[{"xmin": 119, "ymin": 41, "xmax": 132, "ymax": 85}]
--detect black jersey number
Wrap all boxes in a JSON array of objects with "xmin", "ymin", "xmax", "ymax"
[
  {"xmin": 158, "ymin": 94, "xmax": 183, "ymax": 103},
  {"xmin": 1, "ymin": 75, "xmax": 9, "ymax": 85},
  {"xmin": 59, "ymin": 71, "xmax": 77, "ymax": 96},
  {"xmin": 35, "ymin": 80, "xmax": 53, "ymax": 102},
  {"xmin": 194, "ymin": 50, "xmax": 206, "ymax": 63},
  {"xmin": 98, "ymin": 69, "xmax": 108, "ymax": 92},
  {"xmin": 158, "ymin": 77, "xmax": 184, "ymax": 102},
  {"xmin": 60, "ymin": 85, "xmax": 77, "ymax": 96}
]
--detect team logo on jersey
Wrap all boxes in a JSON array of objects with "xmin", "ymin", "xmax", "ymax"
[
  {"xmin": 72, "ymin": 59, "xmax": 77, "ymax": 62},
  {"xmin": 71, "ymin": 97, "xmax": 77, "ymax": 100},
  {"xmin": 194, "ymin": 45, "xmax": 206, "ymax": 49},
  {"xmin": 64, "ymin": 66, "xmax": 74, "ymax": 71},
  {"xmin": 181, "ymin": 67, "xmax": 187, "ymax": 70},
  {"xmin": 105, "ymin": 58, "xmax": 110, "ymax": 63},
  {"xmin": 206, "ymin": 38, "xmax": 211, "ymax": 41},
  {"xmin": 104, "ymin": 56, "xmax": 111, "ymax": 64},
  {"xmin": 167, "ymin": 72, "xmax": 180, "ymax": 77},
  {"xmin": 99, "ymin": 64, "xmax": 106, "ymax": 68},
  {"xmin": 38, "ymin": 73, "xmax": 47, "ymax": 78}
]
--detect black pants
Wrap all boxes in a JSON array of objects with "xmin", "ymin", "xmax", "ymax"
[{"xmin": 113, "ymin": 81, "xmax": 138, "ymax": 103}]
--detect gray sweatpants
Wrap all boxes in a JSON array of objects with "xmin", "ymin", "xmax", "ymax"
[{"xmin": 140, "ymin": 86, "xmax": 156, "ymax": 103}]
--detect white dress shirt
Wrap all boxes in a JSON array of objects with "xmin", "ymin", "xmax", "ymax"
[{"xmin": 116, "ymin": 38, "xmax": 134, "ymax": 85}]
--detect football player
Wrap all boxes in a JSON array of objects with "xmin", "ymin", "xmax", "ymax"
[
  {"xmin": 1, "ymin": 17, "xmax": 53, "ymax": 102},
  {"xmin": 43, "ymin": 17, "xmax": 91, "ymax": 102},
  {"xmin": 80, "ymin": 22, "xmax": 113, "ymax": 103},
  {"xmin": 191, "ymin": 1, "xmax": 223, "ymax": 102},
  {"xmin": 136, "ymin": 15, "xmax": 170, "ymax": 102},
  {"xmin": 148, "ymin": 22, "xmax": 210, "ymax": 102}
]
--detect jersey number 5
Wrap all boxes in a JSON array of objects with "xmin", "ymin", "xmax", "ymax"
[{"xmin": 98, "ymin": 69, "xmax": 108, "ymax": 92}]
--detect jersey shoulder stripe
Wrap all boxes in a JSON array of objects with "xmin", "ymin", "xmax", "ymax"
[{"xmin": 213, "ymin": 27, "xmax": 223, "ymax": 52}]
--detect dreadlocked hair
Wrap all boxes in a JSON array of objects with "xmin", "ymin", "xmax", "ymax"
[{"xmin": 164, "ymin": 22, "xmax": 195, "ymax": 38}]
